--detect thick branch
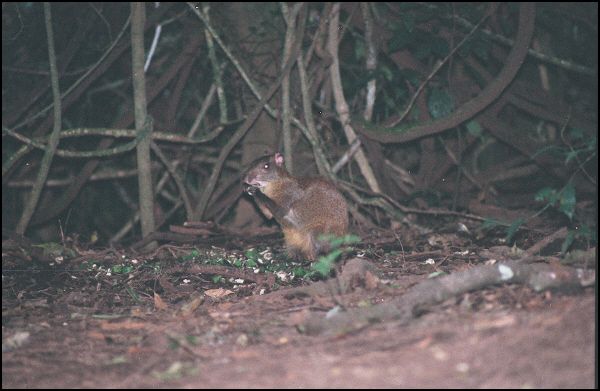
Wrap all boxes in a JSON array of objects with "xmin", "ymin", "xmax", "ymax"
[
  {"xmin": 354, "ymin": 3, "xmax": 536, "ymax": 144},
  {"xmin": 328, "ymin": 3, "xmax": 381, "ymax": 192},
  {"xmin": 302, "ymin": 258, "xmax": 594, "ymax": 336},
  {"xmin": 131, "ymin": 2, "xmax": 156, "ymax": 247}
]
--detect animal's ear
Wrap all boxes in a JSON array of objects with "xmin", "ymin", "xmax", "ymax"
[{"xmin": 274, "ymin": 152, "xmax": 285, "ymax": 166}]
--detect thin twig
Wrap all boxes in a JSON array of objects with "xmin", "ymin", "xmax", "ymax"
[{"xmin": 15, "ymin": 3, "xmax": 63, "ymax": 234}]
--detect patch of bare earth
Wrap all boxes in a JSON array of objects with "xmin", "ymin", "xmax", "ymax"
[{"xmin": 2, "ymin": 250, "xmax": 595, "ymax": 388}]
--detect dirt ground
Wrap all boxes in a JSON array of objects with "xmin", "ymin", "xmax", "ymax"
[{"xmin": 2, "ymin": 231, "xmax": 597, "ymax": 388}]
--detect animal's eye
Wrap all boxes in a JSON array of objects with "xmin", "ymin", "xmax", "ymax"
[{"xmin": 264, "ymin": 163, "xmax": 269, "ymax": 169}]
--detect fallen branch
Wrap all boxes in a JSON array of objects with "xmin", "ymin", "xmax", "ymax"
[
  {"xmin": 524, "ymin": 227, "xmax": 568, "ymax": 257},
  {"xmin": 301, "ymin": 258, "xmax": 594, "ymax": 336}
]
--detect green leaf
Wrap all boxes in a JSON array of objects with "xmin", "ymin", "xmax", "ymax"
[
  {"xmin": 465, "ymin": 120, "xmax": 483, "ymax": 138},
  {"xmin": 354, "ymin": 39, "xmax": 365, "ymax": 60},
  {"xmin": 310, "ymin": 261, "xmax": 331, "ymax": 277},
  {"xmin": 380, "ymin": 65, "xmax": 394, "ymax": 81},
  {"xmin": 308, "ymin": 234, "xmax": 361, "ymax": 278},
  {"xmin": 574, "ymin": 224, "xmax": 595, "ymax": 241},
  {"xmin": 481, "ymin": 218, "xmax": 500, "ymax": 230},
  {"xmin": 568, "ymin": 127, "xmax": 584, "ymax": 140},
  {"xmin": 559, "ymin": 183, "xmax": 576, "ymax": 220},
  {"xmin": 311, "ymin": 248, "xmax": 343, "ymax": 277},
  {"xmin": 561, "ymin": 230, "xmax": 576, "ymax": 254},
  {"xmin": 245, "ymin": 248, "xmax": 258, "ymax": 261},
  {"xmin": 317, "ymin": 234, "xmax": 361, "ymax": 249},
  {"xmin": 565, "ymin": 150, "xmax": 579, "ymax": 164},
  {"xmin": 505, "ymin": 218, "xmax": 524, "ymax": 243},
  {"xmin": 427, "ymin": 88, "xmax": 453, "ymax": 119},
  {"xmin": 292, "ymin": 267, "xmax": 309, "ymax": 278},
  {"xmin": 111, "ymin": 264, "xmax": 133, "ymax": 274},
  {"xmin": 535, "ymin": 187, "xmax": 556, "ymax": 203}
]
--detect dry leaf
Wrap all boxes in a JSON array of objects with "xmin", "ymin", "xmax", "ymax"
[
  {"xmin": 154, "ymin": 292, "xmax": 168, "ymax": 310},
  {"xmin": 205, "ymin": 288, "xmax": 234, "ymax": 298},
  {"xmin": 179, "ymin": 295, "xmax": 204, "ymax": 317}
]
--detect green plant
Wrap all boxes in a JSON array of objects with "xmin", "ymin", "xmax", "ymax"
[
  {"xmin": 535, "ymin": 183, "xmax": 576, "ymax": 220},
  {"xmin": 311, "ymin": 234, "xmax": 362, "ymax": 277},
  {"xmin": 111, "ymin": 264, "xmax": 134, "ymax": 274}
]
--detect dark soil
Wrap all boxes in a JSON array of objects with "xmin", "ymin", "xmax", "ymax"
[{"xmin": 2, "ymin": 230, "xmax": 596, "ymax": 388}]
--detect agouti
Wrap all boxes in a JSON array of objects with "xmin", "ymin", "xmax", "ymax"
[{"xmin": 243, "ymin": 152, "xmax": 348, "ymax": 261}]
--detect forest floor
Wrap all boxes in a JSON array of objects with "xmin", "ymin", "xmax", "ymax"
[{"xmin": 2, "ymin": 223, "xmax": 596, "ymax": 388}]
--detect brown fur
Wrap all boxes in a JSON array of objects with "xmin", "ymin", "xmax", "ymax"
[{"xmin": 243, "ymin": 154, "xmax": 348, "ymax": 261}]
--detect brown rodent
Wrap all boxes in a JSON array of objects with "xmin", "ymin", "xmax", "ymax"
[{"xmin": 243, "ymin": 152, "xmax": 348, "ymax": 261}]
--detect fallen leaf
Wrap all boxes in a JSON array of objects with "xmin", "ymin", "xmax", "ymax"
[
  {"xmin": 179, "ymin": 295, "xmax": 204, "ymax": 317},
  {"xmin": 205, "ymin": 288, "xmax": 234, "ymax": 298},
  {"xmin": 154, "ymin": 292, "xmax": 168, "ymax": 310}
]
